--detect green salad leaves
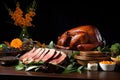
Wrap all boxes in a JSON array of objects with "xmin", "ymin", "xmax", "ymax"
[{"xmin": 96, "ymin": 43, "xmax": 120, "ymax": 56}]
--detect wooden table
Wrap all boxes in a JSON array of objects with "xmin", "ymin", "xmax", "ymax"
[
  {"xmin": 0, "ymin": 49, "xmax": 120, "ymax": 80},
  {"xmin": 0, "ymin": 66, "xmax": 120, "ymax": 80}
]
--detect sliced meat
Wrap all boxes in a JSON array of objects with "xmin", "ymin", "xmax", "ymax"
[
  {"xmin": 19, "ymin": 47, "xmax": 36, "ymax": 61},
  {"xmin": 27, "ymin": 48, "xmax": 42, "ymax": 61},
  {"xmin": 41, "ymin": 49, "xmax": 56, "ymax": 62},
  {"xmin": 35, "ymin": 48, "xmax": 49, "ymax": 62},
  {"xmin": 49, "ymin": 51, "xmax": 67, "ymax": 65},
  {"xmin": 52, "ymin": 51, "xmax": 61, "ymax": 59},
  {"xmin": 23, "ymin": 48, "xmax": 42, "ymax": 64},
  {"xmin": 33, "ymin": 48, "xmax": 45, "ymax": 61}
]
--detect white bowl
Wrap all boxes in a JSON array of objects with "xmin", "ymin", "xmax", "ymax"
[{"xmin": 99, "ymin": 61, "xmax": 116, "ymax": 71}]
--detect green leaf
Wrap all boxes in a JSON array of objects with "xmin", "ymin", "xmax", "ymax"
[
  {"xmin": 25, "ymin": 66, "xmax": 39, "ymax": 71},
  {"xmin": 96, "ymin": 46, "xmax": 110, "ymax": 52},
  {"xmin": 110, "ymin": 43, "xmax": 120, "ymax": 54},
  {"xmin": 96, "ymin": 46, "xmax": 102, "ymax": 51},
  {"xmin": 77, "ymin": 66, "xmax": 84, "ymax": 74},
  {"xmin": 62, "ymin": 62, "xmax": 77, "ymax": 73},
  {"xmin": 35, "ymin": 67, "xmax": 40, "ymax": 72},
  {"xmin": 69, "ymin": 50, "xmax": 79, "ymax": 62},
  {"xmin": 66, "ymin": 62, "xmax": 75, "ymax": 69},
  {"xmin": 48, "ymin": 41, "xmax": 54, "ymax": 48},
  {"xmin": 0, "ymin": 43, "xmax": 7, "ymax": 49},
  {"xmin": 15, "ymin": 61, "xmax": 25, "ymax": 71},
  {"xmin": 28, "ymin": 60, "xmax": 44, "ymax": 66}
]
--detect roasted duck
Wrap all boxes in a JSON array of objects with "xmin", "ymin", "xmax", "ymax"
[{"xmin": 56, "ymin": 25, "xmax": 105, "ymax": 51}]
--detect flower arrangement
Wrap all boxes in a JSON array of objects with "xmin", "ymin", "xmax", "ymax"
[
  {"xmin": 7, "ymin": 0, "xmax": 36, "ymax": 28},
  {"xmin": 6, "ymin": 0, "xmax": 37, "ymax": 40}
]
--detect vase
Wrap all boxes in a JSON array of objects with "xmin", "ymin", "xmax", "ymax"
[{"xmin": 19, "ymin": 27, "xmax": 30, "ymax": 40}]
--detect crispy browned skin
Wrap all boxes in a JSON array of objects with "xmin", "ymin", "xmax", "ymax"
[{"xmin": 56, "ymin": 25, "xmax": 104, "ymax": 51}]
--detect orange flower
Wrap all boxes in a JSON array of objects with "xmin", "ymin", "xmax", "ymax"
[
  {"xmin": 10, "ymin": 38, "xmax": 23, "ymax": 48},
  {"xmin": 8, "ymin": 0, "xmax": 36, "ymax": 28}
]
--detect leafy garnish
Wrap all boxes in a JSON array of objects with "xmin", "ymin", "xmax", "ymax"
[
  {"xmin": 95, "ymin": 43, "xmax": 120, "ymax": 57},
  {"xmin": 96, "ymin": 46, "xmax": 110, "ymax": 52},
  {"xmin": 47, "ymin": 41, "xmax": 54, "ymax": 48},
  {"xmin": 69, "ymin": 50, "xmax": 79, "ymax": 62},
  {"xmin": 62, "ymin": 61, "xmax": 86, "ymax": 74},
  {"xmin": 15, "ymin": 61, "xmax": 43, "ymax": 71},
  {"xmin": 62, "ymin": 62, "xmax": 77, "ymax": 73},
  {"xmin": 110, "ymin": 43, "xmax": 120, "ymax": 54},
  {"xmin": 15, "ymin": 61, "xmax": 25, "ymax": 70},
  {"xmin": 27, "ymin": 60, "xmax": 44, "ymax": 66},
  {"xmin": 25, "ymin": 66, "xmax": 39, "ymax": 71},
  {"xmin": 0, "ymin": 43, "xmax": 7, "ymax": 49},
  {"xmin": 77, "ymin": 66, "xmax": 87, "ymax": 74}
]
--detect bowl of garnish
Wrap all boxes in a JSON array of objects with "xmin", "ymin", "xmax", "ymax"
[{"xmin": 99, "ymin": 60, "xmax": 116, "ymax": 71}]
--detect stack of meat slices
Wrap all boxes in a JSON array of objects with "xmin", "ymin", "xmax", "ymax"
[
  {"xmin": 19, "ymin": 47, "xmax": 68, "ymax": 73},
  {"xmin": 74, "ymin": 51, "xmax": 110, "ymax": 66},
  {"xmin": 20, "ymin": 47, "xmax": 67, "ymax": 65}
]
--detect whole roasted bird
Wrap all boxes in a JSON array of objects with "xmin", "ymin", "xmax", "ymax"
[{"xmin": 56, "ymin": 25, "xmax": 105, "ymax": 51}]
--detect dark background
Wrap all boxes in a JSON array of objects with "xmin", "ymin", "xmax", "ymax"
[{"xmin": 0, "ymin": 0, "xmax": 120, "ymax": 45}]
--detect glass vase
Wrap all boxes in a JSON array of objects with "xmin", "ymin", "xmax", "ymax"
[{"xmin": 19, "ymin": 27, "xmax": 30, "ymax": 40}]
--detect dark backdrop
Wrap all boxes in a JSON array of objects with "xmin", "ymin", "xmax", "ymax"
[{"xmin": 0, "ymin": 0, "xmax": 120, "ymax": 45}]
